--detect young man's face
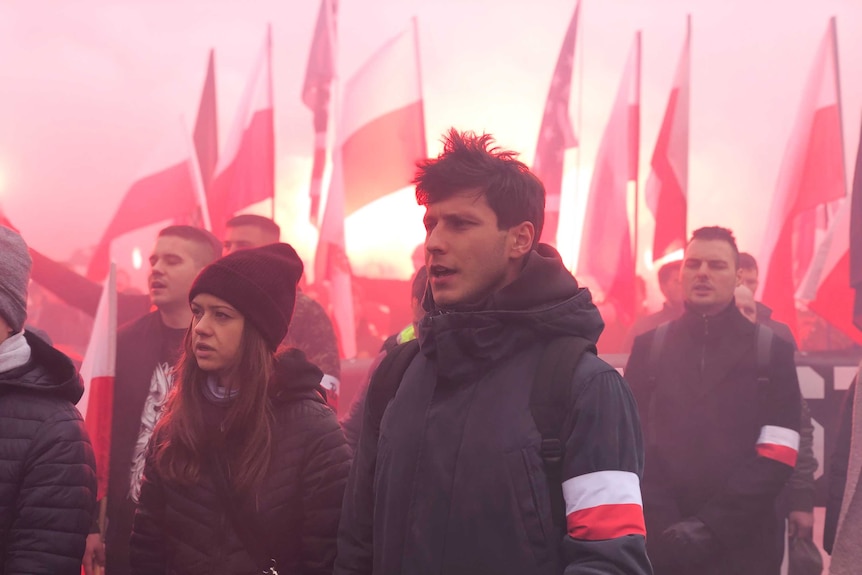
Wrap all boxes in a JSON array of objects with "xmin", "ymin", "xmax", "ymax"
[
  {"xmin": 681, "ymin": 238, "xmax": 741, "ymax": 316},
  {"xmin": 739, "ymin": 267, "xmax": 759, "ymax": 295},
  {"xmin": 423, "ymin": 189, "xmax": 530, "ymax": 308},
  {"xmin": 222, "ymin": 225, "xmax": 276, "ymax": 255},
  {"xmin": 734, "ymin": 285, "xmax": 758, "ymax": 324},
  {"xmin": 148, "ymin": 236, "xmax": 206, "ymax": 311}
]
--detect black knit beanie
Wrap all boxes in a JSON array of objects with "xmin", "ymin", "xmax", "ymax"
[{"xmin": 189, "ymin": 243, "xmax": 304, "ymax": 350}]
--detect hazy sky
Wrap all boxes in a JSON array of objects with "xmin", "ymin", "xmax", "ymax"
[{"xmin": 2, "ymin": 0, "xmax": 862, "ymax": 290}]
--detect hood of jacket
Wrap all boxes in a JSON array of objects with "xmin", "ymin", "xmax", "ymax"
[
  {"xmin": 418, "ymin": 244, "xmax": 604, "ymax": 380},
  {"xmin": 0, "ymin": 331, "xmax": 84, "ymax": 404},
  {"xmin": 269, "ymin": 347, "xmax": 327, "ymax": 405}
]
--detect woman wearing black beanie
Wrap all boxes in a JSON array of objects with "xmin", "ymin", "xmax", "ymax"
[{"xmin": 129, "ymin": 243, "xmax": 351, "ymax": 575}]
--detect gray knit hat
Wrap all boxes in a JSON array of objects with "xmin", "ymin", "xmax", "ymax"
[{"xmin": 0, "ymin": 226, "xmax": 31, "ymax": 333}]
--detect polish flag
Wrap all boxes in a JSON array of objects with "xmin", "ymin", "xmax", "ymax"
[
  {"xmin": 302, "ymin": 0, "xmax": 337, "ymax": 226},
  {"xmin": 339, "ymin": 19, "xmax": 426, "ymax": 216},
  {"xmin": 646, "ymin": 17, "xmax": 689, "ymax": 261},
  {"xmin": 194, "ymin": 49, "xmax": 219, "ymax": 196},
  {"xmin": 798, "ymin": 117, "xmax": 862, "ymax": 344},
  {"xmin": 563, "ymin": 470, "xmax": 645, "ymax": 540},
  {"xmin": 577, "ymin": 33, "xmax": 640, "ymax": 325},
  {"xmin": 209, "ymin": 27, "xmax": 274, "ymax": 238},
  {"xmin": 79, "ymin": 265, "xmax": 118, "ymax": 500},
  {"xmin": 533, "ymin": 1, "xmax": 579, "ymax": 247},
  {"xmin": 86, "ymin": 123, "xmax": 202, "ymax": 282},
  {"xmin": 758, "ymin": 18, "xmax": 845, "ymax": 336}
]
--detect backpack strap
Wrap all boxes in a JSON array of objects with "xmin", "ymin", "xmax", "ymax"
[
  {"xmin": 529, "ymin": 336, "xmax": 597, "ymax": 535},
  {"xmin": 755, "ymin": 323, "xmax": 773, "ymax": 385},
  {"xmin": 366, "ymin": 339, "xmax": 421, "ymax": 434}
]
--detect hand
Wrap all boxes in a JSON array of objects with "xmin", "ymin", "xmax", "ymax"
[
  {"xmin": 660, "ymin": 517, "xmax": 719, "ymax": 567},
  {"xmin": 82, "ymin": 533, "xmax": 105, "ymax": 575},
  {"xmin": 788, "ymin": 510, "xmax": 815, "ymax": 540}
]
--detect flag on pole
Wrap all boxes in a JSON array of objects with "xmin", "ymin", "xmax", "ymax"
[
  {"xmin": 79, "ymin": 265, "xmax": 118, "ymax": 500},
  {"xmin": 850, "ymin": 115, "xmax": 862, "ymax": 332},
  {"xmin": 194, "ymin": 49, "xmax": 218, "ymax": 195},
  {"xmin": 533, "ymin": 1, "xmax": 579, "ymax": 247},
  {"xmin": 338, "ymin": 19, "xmax": 426, "ymax": 216},
  {"xmin": 758, "ymin": 18, "xmax": 845, "ymax": 336},
  {"xmin": 86, "ymin": 123, "xmax": 203, "ymax": 282},
  {"xmin": 209, "ymin": 26, "xmax": 275, "ymax": 238},
  {"xmin": 577, "ymin": 32, "xmax": 640, "ymax": 325},
  {"xmin": 302, "ymin": 0, "xmax": 337, "ymax": 226},
  {"xmin": 646, "ymin": 16, "xmax": 690, "ymax": 261}
]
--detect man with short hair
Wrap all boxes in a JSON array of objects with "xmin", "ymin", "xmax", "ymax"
[
  {"xmin": 738, "ymin": 251, "xmax": 797, "ymax": 347},
  {"xmin": 335, "ymin": 129, "xmax": 650, "ymax": 575},
  {"xmin": 624, "ymin": 259, "xmax": 683, "ymax": 351},
  {"xmin": 83, "ymin": 225, "xmax": 222, "ymax": 575},
  {"xmin": 0, "ymin": 226, "xmax": 97, "ymax": 574},
  {"xmin": 223, "ymin": 214, "xmax": 342, "ymax": 404},
  {"xmin": 625, "ymin": 226, "xmax": 802, "ymax": 575}
]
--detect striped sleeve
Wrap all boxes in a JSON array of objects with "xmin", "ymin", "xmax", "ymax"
[
  {"xmin": 755, "ymin": 425, "xmax": 800, "ymax": 467},
  {"xmin": 563, "ymin": 470, "xmax": 646, "ymax": 540}
]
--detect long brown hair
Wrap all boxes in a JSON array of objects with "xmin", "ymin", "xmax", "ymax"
[{"xmin": 152, "ymin": 319, "xmax": 275, "ymax": 494}]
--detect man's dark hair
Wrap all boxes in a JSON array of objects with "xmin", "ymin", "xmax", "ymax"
[
  {"xmin": 657, "ymin": 260, "xmax": 682, "ymax": 286},
  {"xmin": 158, "ymin": 225, "xmax": 222, "ymax": 266},
  {"xmin": 689, "ymin": 226, "xmax": 740, "ymax": 267},
  {"xmin": 413, "ymin": 129, "xmax": 545, "ymax": 247},
  {"xmin": 226, "ymin": 214, "xmax": 281, "ymax": 240},
  {"xmin": 411, "ymin": 266, "xmax": 428, "ymax": 303},
  {"xmin": 738, "ymin": 252, "xmax": 758, "ymax": 272}
]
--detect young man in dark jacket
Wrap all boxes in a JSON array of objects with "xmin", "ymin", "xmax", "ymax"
[
  {"xmin": 625, "ymin": 227, "xmax": 801, "ymax": 575},
  {"xmin": 335, "ymin": 130, "xmax": 651, "ymax": 575},
  {"xmin": 0, "ymin": 226, "xmax": 97, "ymax": 574},
  {"xmin": 83, "ymin": 225, "xmax": 222, "ymax": 575}
]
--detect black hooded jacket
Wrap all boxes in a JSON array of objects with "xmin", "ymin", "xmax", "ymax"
[
  {"xmin": 129, "ymin": 349, "xmax": 352, "ymax": 575},
  {"xmin": 0, "ymin": 332, "xmax": 97, "ymax": 574},
  {"xmin": 625, "ymin": 303, "xmax": 801, "ymax": 575},
  {"xmin": 335, "ymin": 245, "xmax": 651, "ymax": 575}
]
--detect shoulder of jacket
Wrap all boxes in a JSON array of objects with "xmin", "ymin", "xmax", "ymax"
[{"xmin": 118, "ymin": 310, "xmax": 161, "ymax": 339}]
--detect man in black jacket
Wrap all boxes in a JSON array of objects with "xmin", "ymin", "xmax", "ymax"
[
  {"xmin": 0, "ymin": 226, "xmax": 97, "ymax": 574},
  {"xmin": 625, "ymin": 226, "xmax": 801, "ymax": 575},
  {"xmin": 335, "ymin": 130, "xmax": 650, "ymax": 575},
  {"xmin": 82, "ymin": 225, "xmax": 221, "ymax": 575}
]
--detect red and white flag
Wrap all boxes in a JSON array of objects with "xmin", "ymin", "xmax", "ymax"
[
  {"xmin": 79, "ymin": 265, "xmax": 118, "ymax": 500},
  {"xmin": 646, "ymin": 17, "xmax": 689, "ymax": 261},
  {"xmin": 194, "ymin": 49, "xmax": 219, "ymax": 196},
  {"xmin": 209, "ymin": 27, "xmax": 275, "ymax": 238},
  {"xmin": 533, "ymin": 1, "xmax": 579, "ymax": 247},
  {"xmin": 339, "ymin": 19, "xmax": 426, "ymax": 216},
  {"xmin": 577, "ymin": 33, "xmax": 640, "ymax": 324},
  {"xmin": 758, "ymin": 18, "xmax": 845, "ymax": 336},
  {"xmin": 302, "ymin": 0, "xmax": 337, "ymax": 226},
  {"xmin": 86, "ymin": 123, "xmax": 202, "ymax": 282}
]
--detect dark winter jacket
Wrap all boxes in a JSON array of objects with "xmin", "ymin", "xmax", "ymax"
[
  {"xmin": 625, "ymin": 302, "xmax": 801, "ymax": 575},
  {"xmin": 129, "ymin": 349, "xmax": 352, "ymax": 575},
  {"xmin": 825, "ymin": 379, "xmax": 855, "ymax": 553},
  {"xmin": 335, "ymin": 245, "xmax": 651, "ymax": 575},
  {"xmin": 0, "ymin": 332, "xmax": 97, "ymax": 574}
]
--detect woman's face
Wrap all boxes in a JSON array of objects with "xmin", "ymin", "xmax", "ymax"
[{"xmin": 190, "ymin": 293, "xmax": 245, "ymax": 376}]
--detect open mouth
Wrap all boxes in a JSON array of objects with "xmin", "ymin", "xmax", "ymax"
[
  {"xmin": 429, "ymin": 265, "xmax": 455, "ymax": 278},
  {"xmin": 195, "ymin": 343, "xmax": 215, "ymax": 352},
  {"xmin": 150, "ymin": 280, "xmax": 166, "ymax": 290}
]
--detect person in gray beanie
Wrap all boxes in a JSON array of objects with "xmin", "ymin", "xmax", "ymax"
[
  {"xmin": 0, "ymin": 225, "xmax": 97, "ymax": 574},
  {"xmin": 0, "ymin": 225, "xmax": 31, "ymax": 335}
]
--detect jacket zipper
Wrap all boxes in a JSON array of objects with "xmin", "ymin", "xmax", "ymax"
[{"xmin": 700, "ymin": 314, "xmax": 709, "ymax": 378}]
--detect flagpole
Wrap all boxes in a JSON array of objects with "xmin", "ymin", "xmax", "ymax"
[
  {"xmin": 411, "ymin": 16, "xmax": 428, "ymax": 150},
  {"xmin": 573, "ymin": 0, "xmax": 584, "ymax": 274},
  {"xmin": 830, "ymin": 16, "xmax": 849, "ymax": 196},
  {"xmin": 685, "ymin": 15, "xmax": 691, "ymax": 240},
  {"xmin": 632, "ymin": 30, "xmax": 642, "ymax": 316},
  {"xmin": 267, "ymin": 23, "xmax": 276, "ymax": 221}
]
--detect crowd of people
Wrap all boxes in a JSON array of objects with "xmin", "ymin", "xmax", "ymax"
[{"xmin": 0, "ymin": 128, "xmax": 859, "ymax": 574}]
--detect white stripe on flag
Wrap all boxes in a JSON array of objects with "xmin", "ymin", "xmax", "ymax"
[
  {"xmin": 562, "ymin": 470, "xmax": 642, "ymax": 515},
  {"xmin": 756, "ymin": 425, "xmax": 800, "ymax": 450}
]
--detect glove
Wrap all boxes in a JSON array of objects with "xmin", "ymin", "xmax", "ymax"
[{"xmin": 660, "ymin": 517, "xmax": 720, "ymax": 568}]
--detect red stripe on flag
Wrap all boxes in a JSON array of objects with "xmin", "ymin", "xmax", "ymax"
[
  {"xmin": 756, "ymin": 443, "xmax": 798, "ymax": 467},
  {"xmin": 84, "ymin": 375, "xmax": 115, "ymax": 500},
  {"xmin": 566, "ymin": 503, "xmax": 646, "ymax": 541}
]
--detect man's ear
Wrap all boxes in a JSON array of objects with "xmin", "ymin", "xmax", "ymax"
[
  {"xmin": 508, "ymin": 222, "xmax": 535, "ymax": 259},
  {"xmin": 735, "ymin": 267, "xmax": 743, "ymax": 287}
]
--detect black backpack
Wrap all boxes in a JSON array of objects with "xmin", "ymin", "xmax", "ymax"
[{"xmin": 365, "ymin": 335, "xmax": 597, "ymax": 533}]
